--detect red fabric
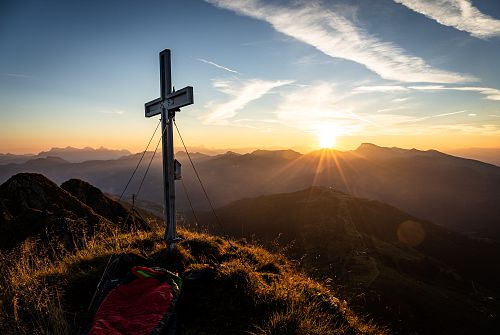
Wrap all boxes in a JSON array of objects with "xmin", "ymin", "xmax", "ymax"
[{"xmin": 88, "ymin": 277, "xmax": 173, "ymax": 335}]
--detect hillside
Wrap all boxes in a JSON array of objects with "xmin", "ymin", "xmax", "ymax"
[
  {"xmin": 1, "ymin": 144, "xmax": 499, "ymax": 238},
  {"xmin": 196, "ymin": 187, "xmax": 500, "ymax": 334},
  {"xmin": 0, "ymin": 174, "xmax": 384, "ymax": 334},
  {"xmin": 0, "ymin": 173, "xmax": 146, "ymax": 250}
]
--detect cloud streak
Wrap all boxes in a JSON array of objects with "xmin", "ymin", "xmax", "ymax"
[
  {"xmin": 355, "ymin": 84, "xmax": 500, "ymax": 101},
  {"xmin": 394, "ymin": 0, "xmax": 500, "ymax": 39},
  {"xmin": 355, "ymin": 85, "xmax": 409, "ymax": 93},
  {"xmin": 409, "ymin": 85, "xmax": 500, "ymax": 101},
  {"xmin": 197, "ymin": 58, "xmax": 240, "ymax": 74},
  {"xmin": 402, "ymin": 110, "xmax": 467, "ymax": 123},
  {"xmin": 99, "ymin": 109, "xmax": 125, "ymax": 115},
  {"xmin": 206, "ymin": 0, "xmax": 475, "ymax": 83},
  {"xmin": 0, "ymin": 73, "xmax": 35, "ymax": 79},
  {"xmin": 202, "ymin": 78, "xmax": 293, "ymax": 125}
]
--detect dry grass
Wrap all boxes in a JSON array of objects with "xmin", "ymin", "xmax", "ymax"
[{"xmin": 0, "ymin": 223, "xmax": 386, "ymax": 335}]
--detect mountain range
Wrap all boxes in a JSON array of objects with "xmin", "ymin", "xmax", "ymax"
[
  {"xmin": 2, "ymin": 143, "xmax": 498, "ymax": 239},
  {"xmin": 0, "ymin": 146, "xmax": 131, "ymax": 164}
]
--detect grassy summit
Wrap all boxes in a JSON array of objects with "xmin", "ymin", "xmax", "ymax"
[
  {"xmin": 0, "ymin": 226, "xmax": 385, "ymax": 334},
  {"xmin": 0, "ymin": 174, "xmax": 384, "ymax": 334}
]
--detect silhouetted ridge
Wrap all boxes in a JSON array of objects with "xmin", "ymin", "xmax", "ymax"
[
  {"xmin": 0, "ymin": 173, "xmax": 112, "ymax": 249},
  {"xmin": 61, "ymin": 178, "xmax": 148, "ymax": 229},
  {"xmin": 0, "ymin": 173, "xmax": 149, "ymax": 250},
  {"xmin": 250, "ymin": 149, "xmax": 301, "ymax": 160},
  {"xmin": 218, "ymin": 150, "xmax": 241, "ymax": 157},
  {"xmin": 25, "ymin": 156, "xmax": 70, "ymax": 166},
  {"xmin": 36, "ymin": 146, "xmax": 131, "ymax": 162},
  {"xmin": 354, "ymin": 143, "xmax": 448, "ymax": 159}
]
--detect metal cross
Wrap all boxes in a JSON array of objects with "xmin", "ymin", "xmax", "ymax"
[{"xmin": 144, "ymin": 49, "xmax": 193, "ymax": 248}]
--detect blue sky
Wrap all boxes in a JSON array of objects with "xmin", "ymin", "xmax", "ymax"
[{"xmin": 1, "ymin": 0, "xmax": 499, "ymax": 154}]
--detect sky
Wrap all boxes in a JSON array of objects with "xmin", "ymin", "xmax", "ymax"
[{"xmin": 1, "ymin": 0, "xmax": 500, "ymax": 154}]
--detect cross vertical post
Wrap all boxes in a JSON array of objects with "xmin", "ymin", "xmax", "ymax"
[
  {"xmin": 159, "ymin": 50, "xmax": 176, "ymax": 247},
  {"xmin": 144, "ymin": 49, "xmax": 194, "ymax": 250}
]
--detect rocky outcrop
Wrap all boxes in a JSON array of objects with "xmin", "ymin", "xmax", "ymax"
[{"xmin": 61, "ymin": 178, "xmax": 147, "ymax": 230}]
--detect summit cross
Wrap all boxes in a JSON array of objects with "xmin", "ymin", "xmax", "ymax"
[{"xmin": 144, "ymin": 49, "xmax": 194, "ymax": 248}]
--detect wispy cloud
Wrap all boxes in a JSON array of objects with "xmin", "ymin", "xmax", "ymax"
[
  {"xmin": 197, "ymin": 58, "xmax": 240, "ymax": 74},
  {"xmin": 355, "ymin": 84, "xmax": 500, "ymax": 101},
  {"xmin": 409, "ymin": 85, "xmax": 500, "ymax": 101},
  {"xmin": 394, "ymin": 0, "xmax": 500, "ymax": 39},
  {"xmin": 99, "ymin": 109, "xmax": 125, "ymax": 115},
  {"xmin": 375, "ymin": 106, "xmax": 408, "ymax": 113},
  {"xmin": 202, "ymin": 78, "xmax": 293, "ymax": 125},
  {"xmin": 364, "ymin": 113, "xmax": 500, "ymax": 135},
  {"xmin": 393, "ymin": 97, "xmax": 410, "ymax": 102},
  {"xmin": 402, "ymin": 110, "xmax": 467, "ymax": 123},
  {"xmin": 428, "ymin": 123, "xmax": 500, "ymax": 135},
  {"xmin": 0, "ymin": 73, "xmax": 35, "ymax": 79},
  {"xmin": 355, "ymin": 85, "xmax": 409, "ymax": 93},
  {"xmin": 206, "ymin": 0, "xmax": 475, "ymax": 83}
]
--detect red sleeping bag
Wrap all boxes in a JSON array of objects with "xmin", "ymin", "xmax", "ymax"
[{"xmin": 88, "ymin": 266, "xmax": 176, "ymax": 335}]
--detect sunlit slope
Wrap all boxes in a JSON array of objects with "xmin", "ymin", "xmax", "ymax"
[
  {"xmin": 197, "ymin": 186, "xmax": 500, "ymax": 334},
  {"xmin": 0, "ymin": 174, "xmax": 384, "ymax": 334}
]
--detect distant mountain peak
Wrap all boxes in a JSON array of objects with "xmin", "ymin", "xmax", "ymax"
[
  {"xmin": 355, "ymin": 143, "xmax": 401, "ymax": 152},
  {"xmin": 354, "ymin": 143, "xmax": 439, "ymax": 158},
  {"xmin": 219, "ymin": 151, "xmax": 241, "ymax": 157},
  {"xmin": 36, "ymin": 146, "xmax": 132, "ymax": 163},
  {"xmin": 357, "ymin": 142, "xmax": 380, "ymax": 149}
]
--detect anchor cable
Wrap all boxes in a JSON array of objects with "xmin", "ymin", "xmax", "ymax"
[
  {"xmin": 180, "ymin": 178, "xmax": 199, "ymax": 229},
  {"xmin": 119, "ymin": 119, "xmax": 161, "ymax": 201},
  {"xmin": 135, "ymin": 120, "xmax": 165, "ymax": 198},
  {"xmin": 123, "ymin": 119, "xmax": 165, "ymax": 226},
  {"xmin": 173, "ymin": 119, "xmax": 231, "ymax": 241}
]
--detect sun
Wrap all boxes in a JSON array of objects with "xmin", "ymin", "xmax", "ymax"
[{"xmin": 317, "ymin": 127, "xmax": 337, "ymax": 149}]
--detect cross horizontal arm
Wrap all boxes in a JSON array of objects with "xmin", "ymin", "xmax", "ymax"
[
  {"xmin": 164, "ymin": 86, "xmax": 193, "ymax": 110},
  {"xmin": 145, "ymin": 97, "xmax": 163, "ymax": 118},
  {"xmin": 145, "ymin": 86, "xmax": 194, "ymax": 118}
]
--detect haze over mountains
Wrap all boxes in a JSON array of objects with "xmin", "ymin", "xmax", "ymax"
[
  {"xmin": 0, "ymin": 146, "xmax": 131, "ymax": 164},
  {"xmin": 1, "ymin": 144, "xmax": 499, "ymax": 239},
  {"xmin": 446, "ymin": 147, "xmax": 500, "ymax": 167}
]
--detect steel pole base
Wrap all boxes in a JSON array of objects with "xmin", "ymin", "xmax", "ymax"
[{"xmin": 166, "ymin": 237, "xmax": 183, "ymax": 253}]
